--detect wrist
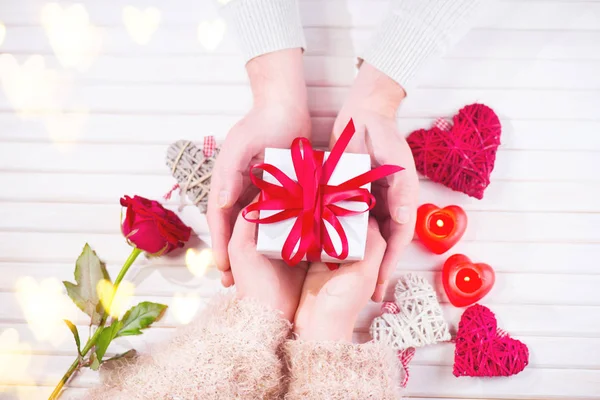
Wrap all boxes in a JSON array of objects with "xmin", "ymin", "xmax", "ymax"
[
  {"xmin": 346, "ymin": 62, "xmax": 406, "ymax": 118},
  {"xmin": 294, "ymin": 320, "xmax": 354, "ymax": 342},
  {"xmin": 246, "ymin": 49, "xmax": 308, "ymax": 110},
  {"xmin": 294, "ymin": 307, "xmax": 356, "ymax": 342}
]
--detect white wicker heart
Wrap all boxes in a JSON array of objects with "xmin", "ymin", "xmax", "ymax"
[
  {"xmin": 370, "ymin": 274, "xmax": 451, "ymax": 350},
  {"xmin": 165, "ymin": 139, "xmax": 220, "ymax": 213}
]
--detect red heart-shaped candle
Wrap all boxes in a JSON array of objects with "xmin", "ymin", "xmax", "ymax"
[
  {"xmin": 416, "ymin": 204, "xmax": 467, "ymax": 254},
  {"xmin": 443, "ymin": 254, "xmax": 494, "ymax": 307}
]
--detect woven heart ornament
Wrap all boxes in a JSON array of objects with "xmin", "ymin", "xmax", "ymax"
[
  {"xmin": 407, "ymin": 103, "xmax": 501, "ymax": 199},
  {"xmin": 370, "ymin": 274, "xmax": 451, "ymax": 349},
  {"xmin": 165, "ymin": 137, "xmax": 220, "ymax": 213},
  {"xmin": 454, "ymin": 304, "xmax": 529, "ymax": 377}
]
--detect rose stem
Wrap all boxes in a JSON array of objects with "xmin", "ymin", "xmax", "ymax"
[{"xmin": 48, "ymin": 247, "xmax": 143, "ymax": 400}]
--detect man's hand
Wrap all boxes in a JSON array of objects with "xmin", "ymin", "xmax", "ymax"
[
  {"xmin": 332, "ymin": 62, "xmax": 419, "ymax": 302},
  {"xmin": 207, "ymin": 49, "xmax": 311, "ymax": 287}
]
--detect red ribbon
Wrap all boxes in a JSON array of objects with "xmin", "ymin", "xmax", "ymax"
[{"xmin": 242, "ymin": 119, "xmax": 403, "ymax": 267}]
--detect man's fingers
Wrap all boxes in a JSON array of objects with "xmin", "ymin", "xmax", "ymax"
[
  {"xmin": 207, "ymin": 138, "xmax": 254, "ymax": 273},
  {"xmin": 220, "ymin": 270, "xmax": 235, "ymax": 288},
  {"xmin": 370, "ymin": 137, "xmax": 418, "ymax": 302},
  {"xmin": 371, "ymin": 209, "xmax": 416, "ymax": 300},
  {"xmin": 229, "ymin": 208, "xmax": 259, "ymax": 250},
  {"xmin": 363, "ymin": 217, "xmax": 387, "ymax": 265}
]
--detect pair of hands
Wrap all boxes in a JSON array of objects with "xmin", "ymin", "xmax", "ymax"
[{"xmin": 207, "ymin": 49, "xmax": 419, "ymax": 340}]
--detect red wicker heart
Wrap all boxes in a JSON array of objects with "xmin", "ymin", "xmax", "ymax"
[
  {"xmin": 407, "ymin": 104, "xmax": 501, "ymax": 199},
  {"xmin": 454, "ymin": 304, "xmax": 529, "ymax": 377}
]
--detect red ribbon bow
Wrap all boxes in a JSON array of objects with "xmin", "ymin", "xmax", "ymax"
[{"xmin": 242, "ymin": 119, "xmax": 403, "ymax": 267}]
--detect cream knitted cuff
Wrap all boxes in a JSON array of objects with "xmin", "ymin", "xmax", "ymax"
[
  {"xmin": 222, "ymin": 0, "xmax": 306, "ymax": 63},
  {"xmin": 86, "ymin": 296, "xmax": 292, "ymax": 400},
  {"xmin": 360, "ymin": 0, "xmax": 482, "ymax": 92},
  {"xmin": 283, "ymin": 340, "xmax": 402, "ymax": 399}
]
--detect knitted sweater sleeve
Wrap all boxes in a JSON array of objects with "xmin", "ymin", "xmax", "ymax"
[
  {"xmin": 283, "ymin": 340, "xmax": 403, "ymax": 399},
  {"xmin": 85, "ymin": 296, "xmax": 291, "ymax": 400},
  {"xmin": 219, "ymin": 0, "xmax": 306, "ymax": 63},
  {"xmin": 360, "ymin": 0, "xmax": 486, "ymax": 91}
]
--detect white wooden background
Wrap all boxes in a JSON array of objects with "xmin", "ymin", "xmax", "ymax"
[{"xmin": 0, "ymin": 0, "xmax": 599, "ymax": 398}]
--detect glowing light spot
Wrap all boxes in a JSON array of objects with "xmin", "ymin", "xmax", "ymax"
[
  {"xmin": 172, "ymin": 292, "xmax": 201, "ymax": 325},
  {"xmin": 97, "ymin": 279, "xmax": 135, "ymax": 319},
  {"xmin": 185, "ymin": 248, "xmax": 215, "ymax": 277},
  {"xmin": 0, "ymin": 22, "xmax": 6, "ymax": 46},
  {"xmin": 15, "ymin": 277, "xmax": 76, "ymax": 347},
  {"xmin": 122, "ymin": 6, "xmax": 161, "ymax": 45},
  {"xmin": 464, "ymin": 276, "xmax": 471, "ymax": 282},
  {"xmin": 0, "ymin": 54, "xmax": 60, "ymax": 116},
  {"xmin": 0, "ymin": 328, "xmax": 33, "ymax": 392},
  {"xmin": 436, "ymin": 219, "xmax": 444, "ymax": 228},
  {"xmin": 41, "ymin": 3, "xmax": 102, "ymax": 71},
  {"xmin": 198, "ymin": 19, "xmax": 226, "ymax": 51}
]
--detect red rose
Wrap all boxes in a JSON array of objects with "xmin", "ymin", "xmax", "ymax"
[{"xmin": 120, "ymin": 195, "xmax": 192, "ymax": 254}]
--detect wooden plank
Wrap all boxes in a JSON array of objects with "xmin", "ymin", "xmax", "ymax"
[
  {"xmin": 2, "ymin": 354, "xmax": 599, "ymax": 398},
  {"xmin": 2, "ymin": 293, "xmax": 599, "ymax": 336},
  {"xmin": 356, "ymin": 303, "xmax": 600, "ymax": 337},
  {"xmin": 2, "ymin": 27, "xmax": 600, "ymax": 60},
  {"xmin": 3, "ymin": 323, "xmax": 600, "ymax": 370},
  {"xmin": 3, "ymin": 84, "xmax": 599, "ymax": 120},
  {"xmin": 2, "ymin": 202, "xmax": 600, "ymax": 243},
  {"xmin": 1, "ymin": 84, "xmax": 600, "ymax": 120},
  {"xmin": 0, "ymin": 173, "xmax": 598, "ymax": 212},
  {"xmin": 2, "ymin": 261, "xmax": 599, "ymax": 305},
  {"xmin": 4, "ymin": 56, "xmax": 599, "ymax": 90},
  {"xmin": 1, "ymin": 0, "xmax": 599, "ymax": 30},
  {"xmin": 404, "ymin": 365, "xmax": 600, "ymax": 399},
  {"xmin": 1, "ymin": 233, "xmax": 598, "ymax": 274},
  {"xmin": 1, "ymin": 114, "xmax": 599, "ymax": 151},
  {"xmin": 2, "ymin": 142, "xmax": 598, "ymax": 182},
  {"xmin": 0, "ymin": 386, "xmax": 85, "ymax": 400}
]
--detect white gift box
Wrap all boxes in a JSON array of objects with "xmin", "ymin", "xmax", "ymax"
[{"xmin": 256, "ymin": 147, "xmax": 371, "ymax": 263}]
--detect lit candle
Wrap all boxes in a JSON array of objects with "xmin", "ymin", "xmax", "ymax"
[
  {"xmin": 416, "ymin": 204, "xmax": 467, "ymax": 254},
  {"xmin": 442, "ymin": 254, "xmax": 495, "ymax": 307},
  {"xmin": 427, "ymin": 211, "xmax": 455, "ymax": 237},
  {"xmin": 455, "ymin": 267, "xmax": 482, "ymax": 294}
]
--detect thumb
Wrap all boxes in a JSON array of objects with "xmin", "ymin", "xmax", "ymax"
[
  {"xmin": 207, "ymin": 140, "xmax": 254, "ymax": 274},
  {"xmin": 210, "ymin": 144, "xmax": 250, "ymax": 209}
]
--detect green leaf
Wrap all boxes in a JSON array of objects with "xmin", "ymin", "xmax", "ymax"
[
  {"xmin": 63, "ymin": 244, "xmax": 110, "ymax": 325},
  {"xmin": 89, "ymin": 352, "xmax": 100, "ymax": 371},
  {"xmin": 103, "ymin": 349, "xmax": 138, "ymax": 364},
  {"xmin": 64, "ymin": 319, "xmax": 81, "ymax": 355},
  {"xmin": 95, "ymin": 321, "xmax": 122, "ymax": 364},
  {"xmin": 117, "ymin": 302, "xmax": 168, "ymax": 337}
]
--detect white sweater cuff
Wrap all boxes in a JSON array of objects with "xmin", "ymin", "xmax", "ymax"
[
  {"xmin": 222, "ymin": 0, "xmax": 306, "ymax": 63},
  {"xmin": 360, "ymin": 0, "xmax": 482, "ymax": 92}
]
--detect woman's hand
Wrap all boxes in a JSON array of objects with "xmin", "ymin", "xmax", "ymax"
[
  {"xmin": 207, "ymin": 49, "xmax": 311, "ymax": 288},
  {"xmin": 332, "ymin": 62, "xmax": 419, "ymax": 302},
  {"xmin": 293, "ymin": 218, "xmax": 387, "ymax": 341},
  {"xmin": 228, "ymin": 210, "xmax": 307, "ymax": 322}
]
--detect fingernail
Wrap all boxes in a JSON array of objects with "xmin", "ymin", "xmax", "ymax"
[
  {"xmin": 375, "ymin": 280, "xmax": 388, "ymax": 302},
  {"xmin": 394, "ymin": 206, "xmax": 410, "ymax": 224},
  {"xmin": 218, "ymin": 190, "xmax": 229, "ymax": 208}
]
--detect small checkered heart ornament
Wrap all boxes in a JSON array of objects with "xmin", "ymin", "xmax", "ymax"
[
  {"xmin": 370, "ymin": 274, "xmax": 451, "ymax": 350},
  {"xmin": 165, "ymin": 137, "xmax": 219, "ymax": 213}
]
